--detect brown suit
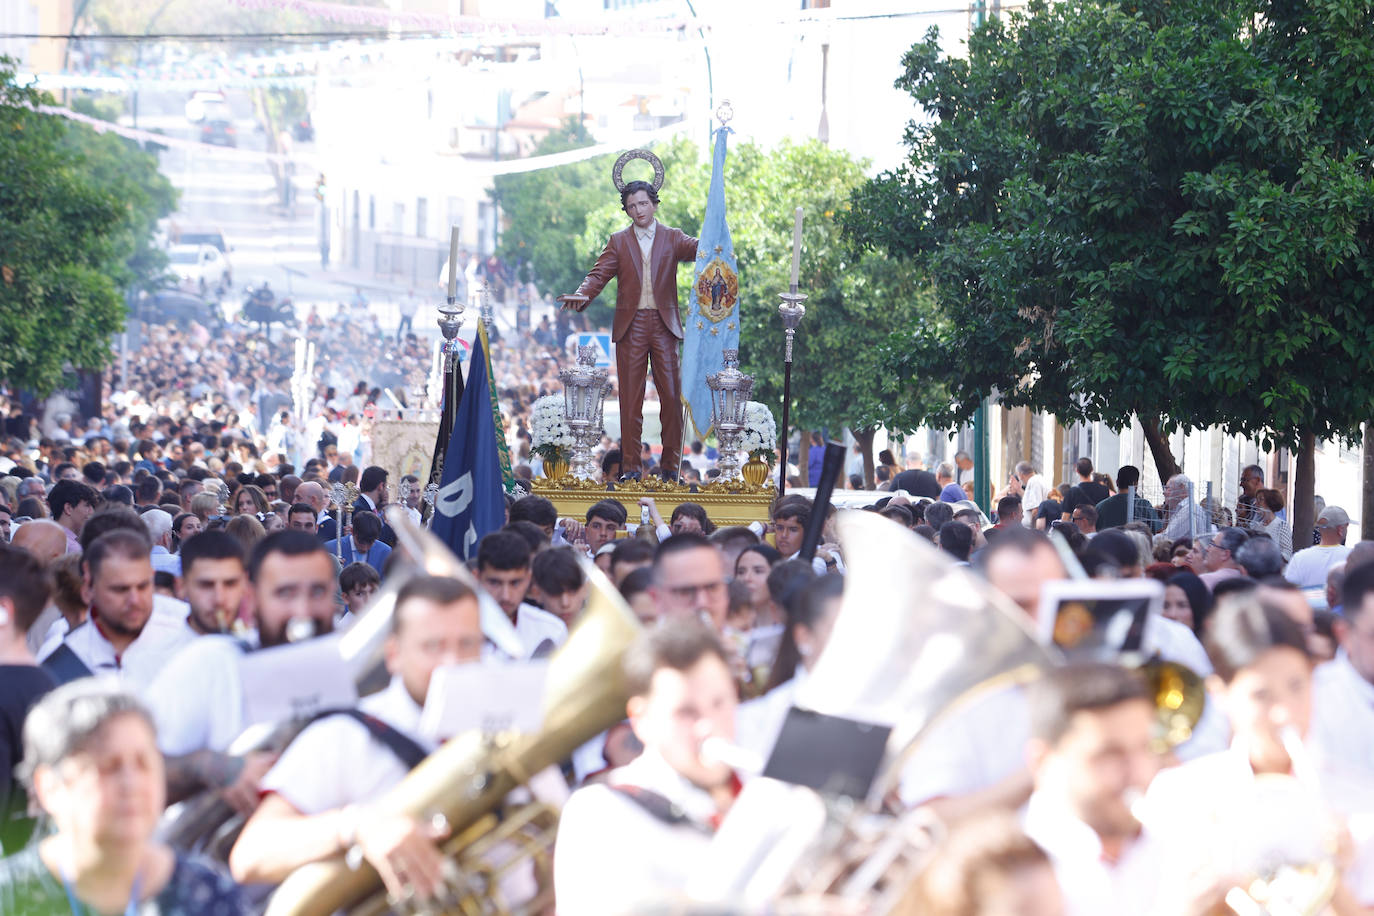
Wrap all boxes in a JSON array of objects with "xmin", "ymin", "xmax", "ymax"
[{"xmin": 575, "ymin": 221, "xmax": 699, "ymax": 475}]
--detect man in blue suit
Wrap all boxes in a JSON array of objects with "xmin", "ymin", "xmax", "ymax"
[{"xmin": 323, "ymin": 509, "xmax": 391, "ymax": 575}]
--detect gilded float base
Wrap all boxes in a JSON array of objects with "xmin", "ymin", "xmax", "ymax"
[{"xmin": 530, "ymin": 476, "xmax": 777, "ymax": 527}]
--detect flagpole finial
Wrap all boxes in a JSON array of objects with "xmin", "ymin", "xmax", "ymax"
[{"xmin": 715, "ymin": 100, "xmax": 734, "ymax": 126}]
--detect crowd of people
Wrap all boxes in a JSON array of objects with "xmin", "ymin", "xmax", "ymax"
[
  {"xmin": 2, "ymin": 294, "xmax": 1373, "ymax": 914},
  {"xmin": 0, "ymin": 407, "xmax": 1372, "ymax": 915}
]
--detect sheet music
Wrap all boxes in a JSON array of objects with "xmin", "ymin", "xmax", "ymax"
[
  {"xmin": 239, "ymin": 633, "xmax": 359, "ymax": 727},
  {"xmin": 418, "ymin": 660, "xmax": 549, "ymax": 742}
]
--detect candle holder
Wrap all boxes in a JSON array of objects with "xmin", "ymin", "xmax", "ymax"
[
  {"xmin": 707, "ymin": 349, "xmax": 754, "ymax": 482},
  {"xmin": 560, "ymin": 345, "xmax": 612, "ymax": 480},
  {"xmin": 423, "ymin": 482, "xmax": 439, "ymax": 528},
  {"xmin": 776, "ymin": 291, "xmax": 807, "ymax": 498},
  {"xmin": 479, "ymin": 282, "xmax": 495, "ymax": 333},
  {"xmin": 437, "ymin": 299, "xmax": 466, "ymax": 373}
]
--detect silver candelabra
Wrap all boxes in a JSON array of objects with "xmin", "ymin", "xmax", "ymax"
[
  {"xmin": 707, "ymin": 349, "xmax": 754, "ymax": 482},
  {"xmin": 560, "ymin": 345, "xmax": 612, "ymax": 480}
]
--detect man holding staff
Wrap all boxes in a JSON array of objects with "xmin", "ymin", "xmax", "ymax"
[{"xmin": 558, "ymin": 152, "xmax": 698, "ymax": 481}]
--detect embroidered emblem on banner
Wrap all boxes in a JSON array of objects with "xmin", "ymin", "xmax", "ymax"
[{"xmin": 694, "ymin": 258, "xmax": 739, "ymax": 322}]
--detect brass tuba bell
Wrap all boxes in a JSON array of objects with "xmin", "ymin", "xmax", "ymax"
[{"xmin": 263, "ymin": 548, "xmax": 641, "ymax": 916}]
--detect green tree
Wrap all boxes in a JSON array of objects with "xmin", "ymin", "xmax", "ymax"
[
  {"xmin": 847, "ymin": 0, "xmax": 1374, "ymax": 535},
  {"xmin": 0, "ymin": 64, "xmax": 176, "ymax": 395},
  {"xmin": 578, "ymin": 137, "xmax": 933, "ymax": 484}
]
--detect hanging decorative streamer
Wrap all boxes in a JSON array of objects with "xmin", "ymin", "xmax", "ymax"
[
  {"xmin": 225, "ymin": 0, "xmax": 688, "ymax": 35},
  {"xmin": 35, "ymin": 103, "xmax": 690, "ymax": 178}
]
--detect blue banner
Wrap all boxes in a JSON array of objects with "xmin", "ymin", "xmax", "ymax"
[
  {"xmin": 682, "ymin": 126, "xmax": 740, "ymax": 440},
  {"xmin": 431, "ymin": 323, "xmax": 507, "ymax": 561}
]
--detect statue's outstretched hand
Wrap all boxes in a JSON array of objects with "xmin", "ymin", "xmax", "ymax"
[{"xmin": 556, "ymin": 294, "xmax": 589, "ymax": 312}]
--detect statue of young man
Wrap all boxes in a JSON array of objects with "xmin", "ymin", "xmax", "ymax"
[{"xmin": 558, "ymin": 179, "xmax": 698, "ymax": 480}]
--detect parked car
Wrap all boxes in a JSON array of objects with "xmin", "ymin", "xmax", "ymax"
[
  {"xmin": 136, "ymin": 290, "xmax": 222, "ymax": 328},
  {"xmin": 184, "ymin": 90, "xmax": 226, "ymax": 123},
  {"xmin": 292, "ymin": 112, "xmax": 314, "ymax": 142},
  {"xmin": 200, "ymin": 118, "xmax": 237, "ymax": 147},
  {"xmin": 172, "ymin": 228, "xmax": 233, "ymax": 285},
  {"xmin": 167, "ymin": 243, "xmax": 230, "ymax": 294}
]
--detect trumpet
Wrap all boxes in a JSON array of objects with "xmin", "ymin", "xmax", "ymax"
[{"xmin": 1140, "ymin": 657, "xmax": 1205, "ymax": 753}]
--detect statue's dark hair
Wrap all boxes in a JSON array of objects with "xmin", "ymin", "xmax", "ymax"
[{"xmin": 620, "ymin": 179, "xmax": 659, "ymax": 210}]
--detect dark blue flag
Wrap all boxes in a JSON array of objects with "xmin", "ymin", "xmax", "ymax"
[{"xmin": 431, "ymin": 323, "xmax": 506, "ymax": 561}]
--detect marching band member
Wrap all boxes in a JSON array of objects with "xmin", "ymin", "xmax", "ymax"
[
  {"xmin": 1020, "ymin": 664, "xmax": 1168, "ymax": 916},
  {"xmin": 1310, "ymin": 562, "xmax": 1374, "ymax": 780},
  {"xmin": 229, "ymin": 575, "xmax": 485, "ymax": 902},
  {"xmin": 176, "ymin": 530, "xmax": 248, "ymax": 636},
  {"xmin": 899, "ymin": 532, "xmax": 1065, "ymax": 818},
  {"xmin": 901, "ymin": 530, "xmax": 1222, "ymax": 818},
  {"xmin": 1143, "ymin": 595, "xmax": 1374, "ymax": 911},
  {"xmin": 581, "ymin": 499, "xmax": 627, "ymax": 559},
  {"xmin": 555, "ymin": 620, "xmax": 740, "ymax": 915},
  {"xmin": 645, "ymin": 533, "xmax": 729, "ymax": 630},
  {"xmin": 909, "ymin": 812, "xmax": 1064, "ymax": 916},
  {"xmin": 145, "ymin": 531, "xmax": 339, "ymax": 813}
]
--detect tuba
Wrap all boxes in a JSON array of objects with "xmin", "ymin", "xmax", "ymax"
[
  {"xmin": 691, "ymin": 511, "xmax": 1060, "ymax": 911},
  {"xmin": 264, "ymin": 548, "xmax": 641, "ymax": 916}
]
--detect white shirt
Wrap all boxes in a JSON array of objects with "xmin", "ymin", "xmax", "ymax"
[
  {"xmin": 485, "ymin": 602, "xmax": 567, "ymax": 661},
  {"xmin": 634, "ymin": 223, "xmax": 656, "ymax": 311},
  {"xmin": 517, "ymin": 602, "xmax": 567, "ymax": 658},
  {"xmin": 1285, "ymin": 543, "xmax": 1352, "ymax": 588},
  {"xmin": 144, "ymin": 635, "xmax": 248, "ymax": 755},
  {"xmin": 735, "ymin": 671, "xmax": 803, "ymax": 764},
  {"xmin": 1022, "ymin": 473, "xmax": 1050, "ymax": 525},
  {"xmin": 899, "ymin": 682, "xmax": 1030, "ymax": 807},
  {"xmin": 38, "ymin": 594, "xmax": 194, "ymax": 692},
  {"xmin": 1144, "ymin": 745, "xmax": 1374, "ymax": 905},
  {"xmin": 555, "ymin": 749, "xmax": 719, "ymax": 916},
  {"xmin": 899, "ymin": 618, "xmax": 1222, "ymax": 807},
  {"xmin": 1022, "ymin": 790, "xmax": 1170, "ymax": 916},
  {"xmin": 1310, "ymin": 652, "xmax": 1374, "ymax": 779},
  {"xmin": 261, "ymin": 675, "xmax": 430, "ymax": 816},
  {"xmin": 151, "ymin": 544, "xmax": 182, "ymax": 577},
  {"xmin": 686, "ymin": 452, "xmax": 715, "ymax": 473},
  {"xmin": 782, "ymin": 550, "xmax": 842, "ymax": 577},
  {"xmin": 1164, "ymin": 502, "xmax": 1213, "ymax": 541}
]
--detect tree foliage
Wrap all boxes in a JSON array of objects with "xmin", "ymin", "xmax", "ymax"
[
  {"xmin": 846, "ymin": 0, "xmax": 1374, "ymax": 464},
  {"xmin": 0, "ymin": 63, "xmax": 176, "ymax": 394}
]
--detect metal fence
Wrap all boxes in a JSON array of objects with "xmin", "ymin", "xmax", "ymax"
[
  {"xmin": 1128, "ymin": 480, "xmax": 1291, "ymax": 556},
  {"xmin": 1121, "ymin": 480, "xmax": 1220, "ymax": 543}
]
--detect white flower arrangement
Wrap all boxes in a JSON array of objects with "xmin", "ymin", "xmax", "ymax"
[
  {"xmin": 739, "ymin": 401, "xmax": 778, "ymax": 462},
  {"xmin": 530, "ymin": 394, "xmax": 573, "ymax": 461}
]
